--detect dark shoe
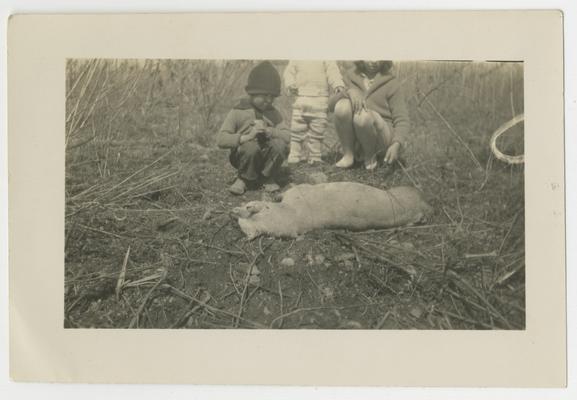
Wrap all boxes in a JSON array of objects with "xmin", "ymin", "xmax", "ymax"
[
  {"xmin": 262, "ymin": 176, "xmax": 280, "ymax": 192},
  {"xmin": 228, "ymin": 178, "xmax": 246, "ymax": 195}
]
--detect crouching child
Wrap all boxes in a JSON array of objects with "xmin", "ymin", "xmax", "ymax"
[{"xmin": 217, "ymin": 61, "xmax": 291, "ymax": 195}]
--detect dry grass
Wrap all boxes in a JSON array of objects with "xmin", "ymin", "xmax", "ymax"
[{"xmin": 64, "ymin": 59, "xmax": 525, "ymax": 329}]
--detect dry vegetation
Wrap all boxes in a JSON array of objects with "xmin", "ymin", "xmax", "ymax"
[{"xmin": 65, "ymin": 59, "xmax": 525, "ymax": 329}]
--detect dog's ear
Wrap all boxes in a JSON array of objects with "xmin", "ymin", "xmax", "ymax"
[
  {"xmin": 246, "ymin": 201, "xmax": 265, "ymax": 215},
  {"xmin": 231, "ymin": 206, "xmax": 251, "ymax": 219}
]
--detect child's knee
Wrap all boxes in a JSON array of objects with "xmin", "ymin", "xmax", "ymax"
[
  {"xmin": 353, "ymin": 110, "xmax": 374, "ymax": 129},
  {"xmin": 333, "ymin": 99, "xmax": 353, "ymax": 121},
  {"xmin": 309, "ymin": 118, "xmax": 328, "ymax": 136},
  {"xmin": 268, "ymin": 138, "xmax": 289, "ymax": 156},
  {"xmin": 238, "ymin": 141, "xmax": 260, "ymax": 157},
  {"xmin": 290, "ymin": 119, "xmax": 308, "ymax": 139}
]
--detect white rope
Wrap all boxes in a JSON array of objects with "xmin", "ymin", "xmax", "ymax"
[{"xmin": 489, "ymin": 114, "xmax": 524, "ymax": 164}]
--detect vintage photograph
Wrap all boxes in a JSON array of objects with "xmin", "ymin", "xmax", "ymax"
[{"xmin": 64, "ymin": 59, "xmax": 525, "ymax": 330}]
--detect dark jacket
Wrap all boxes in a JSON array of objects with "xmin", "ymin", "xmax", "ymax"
[{"xmin": 217, "ymin": 98, "xmax": 291, "ymax": 149}]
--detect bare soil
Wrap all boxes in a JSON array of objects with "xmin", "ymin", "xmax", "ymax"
[{"xmin": 65, "ymin": 115, "xmax": 525, "ymax": 330}]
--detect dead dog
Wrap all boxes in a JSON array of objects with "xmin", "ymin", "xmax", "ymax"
[{"xmin": 231, "ymin": 182, "xmax": 433, "ymax": 239}]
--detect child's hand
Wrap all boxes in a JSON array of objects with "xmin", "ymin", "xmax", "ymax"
[
  {"xmin": 384, "ymin": 142, "xmax": 401, "ymax": 164},
  {"xmin": 347, "ymin": 89, "xmax": 366, "ymax": 114},
  {"xmin": 240, "ymin": 126, "xmax": 261, "ymax": 144},
  {"xmin": 263, "ymin": 127, "xmax": 273, "ymax": 139}
]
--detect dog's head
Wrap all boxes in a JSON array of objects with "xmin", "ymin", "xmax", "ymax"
[
  {"xmin": 231, "ymin": 200, "xmax": 297, "ymax": 240},
  {"xmin": 230, "ymin": 201, "xmax": 269, "ymax": 219}
]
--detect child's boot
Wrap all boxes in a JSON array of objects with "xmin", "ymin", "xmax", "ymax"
[
  {"xmin": 288, "ymin": 140, "xmax": 304, "ymax": 164},
  {"xmin": 262, "ymin": 175, "xmax": 280, "ymax": 192},
  {"xmin": 228, "ymin": 178, "xmax": 247, "ymax": 195}
]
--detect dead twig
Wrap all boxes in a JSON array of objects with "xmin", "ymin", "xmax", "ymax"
[
  {"xmin": 336, "ymin": 233, "xmax": 424, "ymax": 277},
  {"xmin": 277, "ymin": 281, "xmax": 285, "ymax": 329},
  {"xmin": 269, "ymin": 301, "xmax": 394, "ymax": 329},
  {"xmin": 396, "ymin": 160, "xmax": 422, "ymax": 189},
  {"xmin": 208, "ymin": 219, "xmax": 231, "ymax": 249},
  {"xmin": 493, "ymin": 260, "xmax": 525, "ymax": 287},
  {"xmin": 164, "ymin": 284, "xmax": 266, "ymax": 328},
  {"xmin": 115, "ymin": 246, "xmax": 131, "ymax": 300},
  {"xmin": 419, "ymin": 92, "xmax": 483, "ymax": 170},
  {"xmin": 417, "ymin": 67, "xmax": 464, "ymax": 107},
  {"xmin": 447, "ymin": 270, "xmax": 514, "ymax": 329},
  {"xmin": 128, "ymin": 268, "xmax": 168, "ymax": 328},
  {"xmin": 376, "ymin": 310, "xmax": 392, "ymax": 329},
  {"xmin": 93, "ymin": 148, "xmax": 177, "ymax": 203},
  {"xmin": 498, "ymin": 209, "xmax": 522, "ymax": 255},
  {"xmin": 441, "ymin": 310, "xmax": 497, "ymax": 330},
  {"xmin": 170, "ymin": 292, "xmax": 211, "ymax": 328},
  {"xmin": 234, "ymin": 250, "xmax": 266, "ymax": 327},
  {"xmin": 228, "ymin": 263, "xmax": 242, "ymax": 298},
  {"xmin": 464, "ymin": 251, "xmax": 498, "ymax": 259},
  {"xmin": 200, "ymin": 244, "xmax": 244, "ymax": 257}
]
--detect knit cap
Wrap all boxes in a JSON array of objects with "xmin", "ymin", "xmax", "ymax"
[{"xmin": 245, "ymin": 61, "xmax": 281, "ymax": 97}]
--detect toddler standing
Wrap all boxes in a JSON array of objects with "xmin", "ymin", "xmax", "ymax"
[{"xmin": 283, "ymin": 60, "xmax": 345, "ymax": 164}]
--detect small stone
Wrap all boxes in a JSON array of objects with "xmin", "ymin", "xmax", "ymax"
[
  {"xmin": 307, "ymin": 172, "xmax": 328, "ymax": 184},
  {"xmin": 199, "ymin": 154, "xmax": 210, "ymax": 162},
  {"xmin": 280, "ymin": 257, "xmax": 295, "ymax": 267},
  {"xmin": 314, "ymin": 254, "xmax": 326, "ymax": 265},
  {"xmin": 237, "ymin": 263, "xmax": 260, "ymax": 275},
  {"xmin": 335, "ymin": 253, "xmax": 355, "ymax": 262},
  {"xmin": 260, "ymin": 191, "xmax": 274, "ymax": 202},
  {"xmin": 249, "ymin": 274, "xmax": 261, "ymax": 285},
  {"xmin": 401, "ymin": 242, "xmax": 415, "ymax": 250},
  {"xmin": 410, "ymin": 306, "xmax": 424, "ymax": 319},
  {"xmin": 202, "ymin": 208, "xmax": 213, "ymax": 221},
  {"xmin": 404, "ymin": 264, "xmax": 418, "ymax": 278},
  {"xmin": 339, "ymin": 320, "xmax": 363, "ymax": 329},
  {"xmin": 320, "ymin": 286, "xmax": 335, "ymax": 300}
]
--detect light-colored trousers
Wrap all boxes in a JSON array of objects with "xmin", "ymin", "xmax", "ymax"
[{"xmin": 291, "ymin": 96, "xmax": 328, "ymax": 135}]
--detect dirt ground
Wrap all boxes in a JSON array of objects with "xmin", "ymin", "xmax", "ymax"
[{"xmin": 65, "ymin": 111, "xmax": 525, "ymax": 330}]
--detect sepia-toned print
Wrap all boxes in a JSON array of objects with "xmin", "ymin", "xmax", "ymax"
[{"xmin": 65, "ymin": 59, "xmax": 524, "ymax": 330}]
